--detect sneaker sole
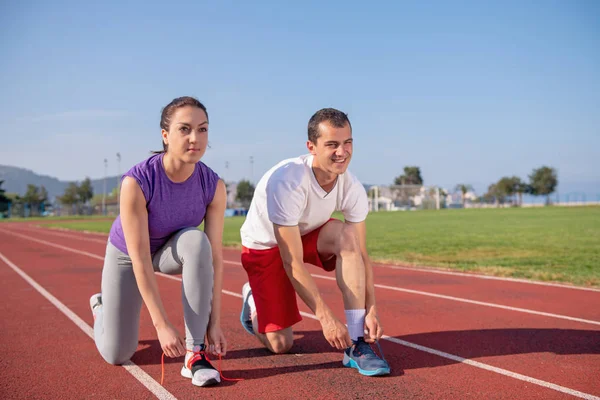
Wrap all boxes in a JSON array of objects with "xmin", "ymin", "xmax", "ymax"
[
  {"xmin": 240, "ymin": 285, "xmax": 255, "ymax": 336},
  {"xmin": 343, "ymin": 357, "xmax": 391, "ymax": 377},
  {"xmin": 181, "ymin": 366, "xmax": 221, "ymax": 387},
  {"xmin": 89, "ymin": 293, "xmax": 101, "ymax": 320}
]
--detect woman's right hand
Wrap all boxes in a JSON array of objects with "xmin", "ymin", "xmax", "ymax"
[{"xmin": 156, "ymin": 321, "xmax": 186, "ymax": 358}]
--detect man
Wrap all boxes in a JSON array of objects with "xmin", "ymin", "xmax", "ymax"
[{"xmin": 239, "ymin": 108, "xmax": 390, "ymax": 376}]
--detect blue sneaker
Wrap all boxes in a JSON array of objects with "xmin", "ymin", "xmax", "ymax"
[
  {"xmin": 240, "ymin": 282, "xmax": 255, "ymax": 335},
  {"xmin": 343, "ymin": 337, "xmax": 391, "ymax": 376}
]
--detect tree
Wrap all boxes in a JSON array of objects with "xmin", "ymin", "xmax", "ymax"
[
  {"xmin": 454, "ymin": 184, "xmax": 473, "ymax": 206},
  {"xmin": 529, "ymin": 166, "xmax": 558, "ymax": 205},
  {"xmin": 0, "ymin": 180, "xmax": 10, "ymax": 215},
  {"xmin": 496, "ymin": 177, "xmax": 516, "ymax": 205},
  {"xmin": 511, "ymin": 176, "xmax": 527, "ymax": 206},
  {"xmin": 78, "ymin": 177, "xmax": 94, "ymax": 205},
  {"xmin": 393, "ymin": 166, "xmax": 423, "ymax": 206},
  {"xmin": 60, "ymin": 183, "xmax": 80, "ymax": 211},
  {"xmin": 394, "ymin": 166, "xmax": 423, "ymax": 186},
  {"xmin": 39, "ymin": 185, "xmax": 49, "ymax": 210},
  {"xmin": 0, "ymin": 180, "xmax": 8, "ymax": 201},
  {"xmin": 483, "ymin": 183, "xmax": 506, "ymax": 206},
  {"xmin": 236, "ymin": 180, "xmax": 255, "ymax": 208},
  {"xmin": 22, "ymin": 184, "xmax": 42, "ymax": 215}
]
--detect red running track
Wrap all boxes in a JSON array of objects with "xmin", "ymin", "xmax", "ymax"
[{"xmin": 0, "ymin": 223, "xmax": 598, "ymax": 399}]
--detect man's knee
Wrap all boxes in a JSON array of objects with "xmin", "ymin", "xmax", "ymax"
[
  {"xmin": 319, "ymin": 220, "xmax": 360, "ymax": 257},
  {"xmin": 266, "ymin": 331, "xmax": 294, "ymax": 354},
  {"xmin": 336, "ymin": 224, "xmax": 361, "ymax": 256}
]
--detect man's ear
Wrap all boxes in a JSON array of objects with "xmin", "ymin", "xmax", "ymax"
[{"xmin": 306, "ymin": 140, "xmax": 317, "ymax": 155}]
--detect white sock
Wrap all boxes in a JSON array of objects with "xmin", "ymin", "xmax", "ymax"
[{"xmin": 345, "ymin": 309, "xmax": 366, "ymax": 342}]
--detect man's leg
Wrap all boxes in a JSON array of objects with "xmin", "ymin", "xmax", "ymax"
[
  {"xmin": 316, "ymin": 220, "xmax": 366, "ymax": 340},
  {"xmin": 313, "ymin": 220, "xmax": 390, "ymax": 376},
  {"xmin": 241, "ymin": 247, "xmax": 301, "ymax": 354},
  {"xmin": 252, "ymin": 313, "xmax": 294, "ymax": 354}
]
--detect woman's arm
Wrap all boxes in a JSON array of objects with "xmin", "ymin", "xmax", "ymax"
[
  {"xmin": 120, "ymin": 176, "xmax": 185, "ymax": 357},
  {"xmin": 203, "ymin": 180, "xmax": 227, "ymax": 327}
]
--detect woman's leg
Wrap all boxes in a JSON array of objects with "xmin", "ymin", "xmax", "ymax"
[
  {"xmin": 92, "ymin": 241, "xmax": 142, "ymax": 365},
  {"xmin": 152, "ymin": 227, "xmax": 214, "ymax": 350}
]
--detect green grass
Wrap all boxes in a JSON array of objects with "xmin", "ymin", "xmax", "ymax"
[
  {"xmin": 361, "ymin": 207, "xmax": 600, "ymax": 287},
  {"xmin": 42, "ymin": 218, "xmax": 246, "ymax": 248},
  {"xmin": 0, "ymin": 214, "xmax": 111, "ymax": 222},
  {"xmin": 32, "ymin": 206, "xmax": 600, "ymax": 287}
]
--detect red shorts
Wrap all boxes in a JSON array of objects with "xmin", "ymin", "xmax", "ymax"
[{"xmin": 241, "ymin": 221, "xmax": 337, "ymax": 333}]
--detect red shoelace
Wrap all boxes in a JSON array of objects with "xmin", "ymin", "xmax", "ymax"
[{"xmin": 160, "ymin": 348, "xmax": 243, "ymax": 385}]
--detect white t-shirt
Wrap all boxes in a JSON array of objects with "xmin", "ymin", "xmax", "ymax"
[{"xmin": 240, "ymin": 154, "xmax": 369, "ymax": 250}]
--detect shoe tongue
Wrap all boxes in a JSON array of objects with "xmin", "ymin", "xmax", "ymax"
[
  {"xmin": 354, "ymin": 338, "xmax": 375, "ymax": 356},
  {"xmin": 353, "ymin": 336, "xmax": 366, "ymax": 345},
  {"xmin": 192, "ymin": 345, "xmax": 205, "ymax": 353}
]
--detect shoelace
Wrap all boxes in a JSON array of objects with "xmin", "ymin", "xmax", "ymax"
[
  {"xmin": 355, "ymin": 339, "xmax": 388, "ymax": 363},
  {"xmin": 375, "ymin": 340, "xmax": 388, "ymax": 363},
  {"xmin": 160, "ymin": 349, "xmax": 244, "ymax": 385}
]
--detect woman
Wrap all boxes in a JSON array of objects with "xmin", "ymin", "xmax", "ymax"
[{"xmin": 90, "ymin": 96, "xmax": 227, "ymax": 387}]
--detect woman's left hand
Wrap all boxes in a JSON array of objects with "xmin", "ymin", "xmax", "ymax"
[{"xmin": 206, "ymin": 323, "xmax": 227, "ymax": 356}]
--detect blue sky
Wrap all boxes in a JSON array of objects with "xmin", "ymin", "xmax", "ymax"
[{"xmin": 1, "ymin": 0, "xmax": 598, "ymax": 196}]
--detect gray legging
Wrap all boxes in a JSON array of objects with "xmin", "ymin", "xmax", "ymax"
[{"xmin": 94, "ymin": 227, "xmax": 214, "ymax": 365}]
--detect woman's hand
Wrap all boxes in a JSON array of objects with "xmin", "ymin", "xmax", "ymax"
[{"xmin": 206, "ymin": 323, "xmax": 227, "ymax": 356}]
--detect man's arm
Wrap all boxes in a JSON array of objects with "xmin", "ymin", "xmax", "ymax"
[{"xmin": 274, "ymin": 224, "xmax": 352, "ymax": 349}]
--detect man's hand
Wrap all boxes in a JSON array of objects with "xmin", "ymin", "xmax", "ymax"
[
  {"xmin": 320, "ymin": 314, "xmax": 352, "ymax": 350},
  {"xmin": 364, "ymin": 309, "xmax": 383, "ymax": 343}
]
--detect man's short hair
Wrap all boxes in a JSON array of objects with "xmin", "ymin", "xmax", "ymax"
[{"xmin": 307, "ymin": 108, "xmax": 351, "ymax": 143}]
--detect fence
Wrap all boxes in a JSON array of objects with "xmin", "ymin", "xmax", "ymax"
[{"xmin": 366, "ymin": 185, "xmax": 445, "ymax": 211}]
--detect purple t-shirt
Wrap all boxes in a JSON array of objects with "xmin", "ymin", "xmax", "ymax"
[{"xmin": 108, "ymin": 153, "xmax": 220, "ymax": 255}]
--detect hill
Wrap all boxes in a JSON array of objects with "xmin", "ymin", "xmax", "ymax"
[{"xmin": 0, "ymin": 165, "xmax": 120, "ymax": 200}]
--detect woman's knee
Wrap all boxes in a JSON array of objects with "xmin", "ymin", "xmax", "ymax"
[
  {"xmin": 177, "ymin": 228, "xmax": 213, "ymax": 260},
  {"xmin": 100, "ymin": 345, "xmax": 136, "ymax": 366}
]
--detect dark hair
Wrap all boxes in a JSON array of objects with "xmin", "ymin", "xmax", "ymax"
[
  {"xmin": 307, "ymin": 108, "xmax": 351, "ymax": 143},
  {"xmin": 153, "ymin": 96, "xmax": 208, "ymax": 154}
]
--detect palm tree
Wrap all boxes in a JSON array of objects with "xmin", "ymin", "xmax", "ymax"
[{"xmin": 454, "ymin": 184, "xmax": 474, "ymax": 206}]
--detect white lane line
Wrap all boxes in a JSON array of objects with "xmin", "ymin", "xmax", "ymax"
[
  {"xmin": 221, "ymin": 260, "xmax": 600, "ymax": 327},
  {"xmin": 165, "ymin": 280, "xmax": 600, "ymax": 398},
  {"xmin": 12, "ymin": 225, "xmax": 600, "ymax": 293},
  {"xmin": 0, "ymin": 252, "xmax": 177, "ymax": 400},
  {"xmin": 379, "ymin": 335, "xmax": 600, "ymax": 400},
  {"xmin": 372, "ymin": 264, "xmax": 600, "ymax": 293},
  {"xmin": 311, "ymin": 273, "xmax": 600, "ymax": 327},
  {"xmin": 3, "ymin": 228, "xmax": 600, "ymax": 399},
  {"xmin": 3, "ymin": 228, "xmax": 599, "ymax": 326},
  {"xmin": 24, "ymin": 227, "xmax": 108, "ymax": 244},
  {"xmin": 0, "ymin": 229, "xmax": 106, "ymax": 260}
]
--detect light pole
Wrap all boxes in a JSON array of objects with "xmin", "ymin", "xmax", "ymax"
[
  {"xmin": 225, "ymin": 161, "xmax": 230, "ymax": 208},
  {"xmin": 249, "ymin": 156, "xmax": 254, "ymax": 183},
  {"xmin": 116, "ymin": 152, "xmax": 121, "ymax": 212},
  {"xmin": 103, "ymin": 158, "xmax": 107, "ymax": 215}
]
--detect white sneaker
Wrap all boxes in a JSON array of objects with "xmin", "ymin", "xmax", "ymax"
[
  {"xmin": 89, "ymin": 293, "xmax": 102, "ymax": 320},
  {"xmin": 180, "ymin": 345, "xmax": 220, "ymax": 387}
]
